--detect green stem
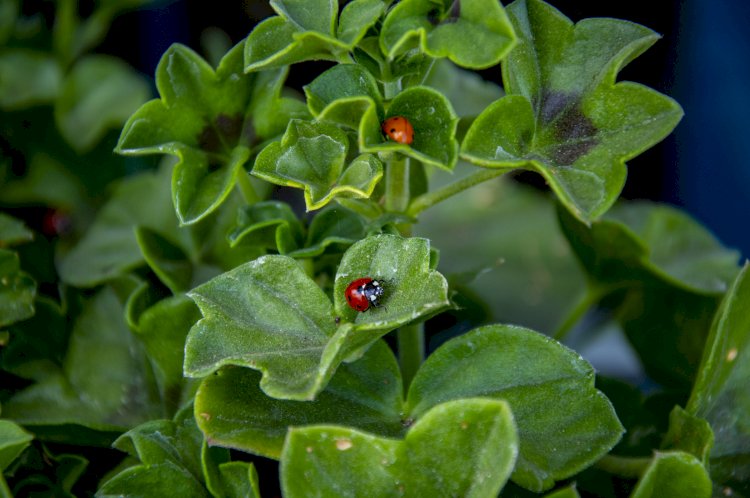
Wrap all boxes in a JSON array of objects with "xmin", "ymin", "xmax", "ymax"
[
  {"xmin": 385, "ymin": 154, "xmax": 410, "ymax": 213},
  {"xmin": 398, "ymin": 322, "xmax": 424, "ymax": 390},
  {"xmin": 236, "ymin": 171, "xmax": 259, "ymax": 204},
  {"xmin": 53, "ymin": 0, "xmax": 76, "ymax": 65},
  {"xmin": 407, "ymin": 168, "xmax": 508, "ymax": 217},
  {"xmin": 0, "ymin": 473, "xmax": 12, "ymax": 498},
  {"xmin": 552, "ymin": 286, "xmax": 605, "ymax": 341},
  {"xmin": 595, "ymin": 454, "xmax": 651, "ymax": 479}
]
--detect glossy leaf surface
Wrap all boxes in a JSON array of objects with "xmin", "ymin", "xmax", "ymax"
[
  {"xmin": 280, "ymin": 398, "xmax": 518, "ymax": 498},
  {"xmin": 461, "ymin": 0, "xmax": 683, "ymax": 221}
]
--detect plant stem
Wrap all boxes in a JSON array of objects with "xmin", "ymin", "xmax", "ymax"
[
  {"xmin": 236, "ymin": 169, "xmax": 260, "ymax": 205},
  {"xmin": 595, "ymin": 454, "xmax": 651, "ymax": 479},
  {"xmin": 552, "ymin": 287, "xmax": 604, "ymax": 341},
  {"xmin": 385, "ymin": 154, "xmax": 410, "ymax": 213},
  {"xmin": 398, "ymin": 322, "xmax": 424, "ymax": 390},
  {"xmin": 407, "ymin": 168, "xmax": 508, "ymax": 217}
]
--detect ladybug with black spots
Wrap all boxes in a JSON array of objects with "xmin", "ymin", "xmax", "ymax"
[
  {"xmin": 381, "ymin": 116, "xmax": 414, "ymax": 145},
  {"xmin": 344, "ymin": 277, "xmax": 385, "ymax": 312}
]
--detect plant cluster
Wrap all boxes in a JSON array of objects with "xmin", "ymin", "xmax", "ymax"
[{"xmin": 1, "ymin": 0, "xmax": 748, "ymax": 497}]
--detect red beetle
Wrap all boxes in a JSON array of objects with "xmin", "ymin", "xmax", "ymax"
[
  {"xmin": 381, "ymin": 116, "xmax": 414, "ymax": 145},
  {"xmin": 344, "ymin": 277, "xmax": 385, "ymax": 312}
]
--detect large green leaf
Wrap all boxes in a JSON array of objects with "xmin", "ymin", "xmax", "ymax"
[
  {"xmin": 630, "ymin": 451, "xmax": 711, "ymax": 498},
  {"xmin": 407, "ymin": 325, "xmax": 623, "ymax": 492},
  {"xmin": 57, "ymin": 166, "xmax": 181, "ymax": 287},
  {"xmin": 0, "ymin": 249, "xmax": 36, "ymax": 328},
  {"xmin": 117, "ymin": 42, "xmax": 306, "ymax": 223},
  {"xmin": 194, "ymin": 341, "xmax": 404, "ymax": 459},
  {"xmin": 184, "ymin": 234, "xmax": 449, "ymax": 400},
  {"xmin": 55, "ymin": 55, "xmax": 150, "ymax": 152},
  {"xmin": 687, "ymin": 263, "xmax": 750, "ymax": 495},
  {"xmin": 0, "ymin": 420, "xmax": 33, "ymax": 471},
  {"xmin": 558, "ymin": 201, "xmax": 739, "ymax": 389},
  {"xmin": 360, "ymin": 86, "xmax": 459, "ymax": 170},
  {"xmin": 244, "ymin": 0, "xmax": 385, "ymax": 71},
  {"xmin": 0, "ymin": 50, "xmax": 62, "ymax": 109},
  {"xmin": 2, "ymin": 287, "xmax": 162, "ymax": 434},
  {"xmin": 280, "ymin": 398, "xmax": 518, "ymax": 498},
  {"xmin": 253, "ymin": 120, "xmax": 383, "ymax": 210},
  {"xmin": 424, "ymin": 59, "xmax": 505, "ymax": 118},
  {"xmin": 461, "ymin": 0, "xmax": 684, "ymax": 222},
  {"xmin": 380, "ymin": 0, "xmax": 517, "ymax": 69}
]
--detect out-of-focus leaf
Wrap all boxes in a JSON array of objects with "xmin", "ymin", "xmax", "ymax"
[{"xmin": 0, "ymin": 50, "xmax": 62, "ymax": 109}]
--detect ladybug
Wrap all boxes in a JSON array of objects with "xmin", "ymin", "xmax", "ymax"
[
  {"xmin": 381, "ymin": 116, "xmax": 414, "ymax": 145},
  {"xmin": 344, "ymin": 277, "xmax": 385, "ymax": 312}
]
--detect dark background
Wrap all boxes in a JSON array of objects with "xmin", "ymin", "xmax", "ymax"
[{"xmin": 99, "ymin": 0, "xmax": 750, "ymax": 259}]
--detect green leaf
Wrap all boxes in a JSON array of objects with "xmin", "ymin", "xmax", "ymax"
[
  {"xmin": 288, "ymin": 204, "xmax": 366, "ymax": 258},
  {"xmin": 2, "ymin": 286, "xmax": 161, "ymax": 433},
  {"xmin": 55, "ymin": 55, "xmax": 150, "ymax": 153},
  {"xmin": 661, "ymin": 406, "xmax": 713, "ymax": 466},
  {"xmin": 337, "ymin": 0, "xmax": 387, "ymax": 47},
  {"xmin": 630, "ymin": 451, "xmax": 711, "ymax": 498},
  {"xmin": 227, "ymin": 201, "xmax": 304, "ymax": 253},
  {"xmin": 380, "ymin": 0, "xmax": 517, "ymax": 69},
  {"xmin": 461, "ymin": 0, "xmax": 684, "ymax": 221},
  {"xmin": 558, "ymin": 201, "xmax": 740, "ymax": 294},
  {"xmin": 253, "ymin": 119, "xmax": 384, "ymax": 210},
  {"xmin": 58, "ymin": 166, "xmax": 181, "ymax": 287},
  {"xmin": 244, "ymin": 0, "xmax": 384, "ymax": 72},
  {"xmin": 0, "ymin": 213, "xmax": 33, "ymax": 246},
  {"xmin": 184, "ymin": 234, "xmax": 448, "ymax": 400},
  {"xmin": 117, "ymin": 42, "xmax": 304, "ymax": 223},
  {"xmin": 194, "ymin": 341, "xmax": 403, "ymax": 459},
  {"xmin": 304, "ymin": 63, "xmax": 383, "ymax": 130},
  {"xmin": 271, "ymin": 0, "xmax": 336, "ymax": 34},
  {"xmin": 97, "ymin": 407, "xmax": 210, "ymax": 498},
  {"xmin": 0, "ymin": 249, "xmax": 36, "ymax": 328},
  {"xmin": 132, "ymin": 295, "xmax": 201, "ymax": 417},
  {"xmin": 543, "ymin": 485, "xmax": 580, "ymax": 498},
  {"xmin": 135, "ymin": 227, "xmax": 194, "ymax": 293},
  {"xmin": 407, "ymin": 325, "xmax": 623, "ymax": 492},
  {"xmin": 184, "ymin": 255, "xmax": 337, "ymax": 399},
  {"xmin": 361, "ymin": 86, "xmax": 459, "ymax": 170},
  {"xmin": 0, "ymin": 420, "xmax": 33, "ymax": 471},
  {"xmin": 0, "ymin": 153, "xmax": 87, "ymax": 210},
  {"xmin": 0, "ymin": 50, "xmax": 62, "ymax": 109},
  {"xmin": 558, "ymin": 201, "xmax": 739, "ymax": 388},
  {"xmin": 215, "ymin": 461, "xmax": 261, "ymax": 498},
  {"xmin": 687, "ymin": 263, "xmax": 750, "ymax": 494},
  {"xmin": 424, "ymin": 59, "xmax": 504, "ymax": 117},
  {"xmin": 280, "ymin": 398, "xmax": 518, "ymax": 498},
  {"xmin": 0, "ymin": 0, "xmax": 18, "ymax": 45}
]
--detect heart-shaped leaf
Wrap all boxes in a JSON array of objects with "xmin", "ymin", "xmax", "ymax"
[
  {"xmin": 687, "ymin": 263, "xmax": 750, "ymax": 494},
  {"xmin": 461, "ymin": 0, "xmax": 684, "ymax": 222},
  {"xmin": 0, "ymin": 50, "xmax": 62, "ymax": 110},
  {"xmin": 0, "ymin": 420, "xmax": 34, "ymax": 471},
  {"xmin": 360, "ymin": 86, "xmax": 459, "ymax": 170},
  {"xmin": 0, "ymin": 249, "xmax": 36, "ymax": 327},
  {"xmin": 407, "ymin": 325, "xmax": 624, "ymax": 492},
  {"xmin": 55, "ymin": 55, "xmax": 150, "ymax": 153},
  {"xmin": 380, "ymin": 0, "xmax": 517, "ymax": 69},
  {"xmin": 227, "ymin": 201, "xmax": 304, "ymax": 253},
  {"xmin": 280, "ymin": 398, "xmax": 518, "ymax": 498},
  {"xmin": 630, "ymin": 451, "xmax": 711, "ymax": 498},
  {"xmin": 184, "ymin": 234, "xmax": 449, "ymax": 400},
  {"xmin": 244, "ymin": 0, "xmax": 385, "ymax": 72},
  {"xmin": 253, "ymin": 120, "xmax": 384, "ymax": 210},
  {"xmin": 194, "ymin": 341, "xmax": 404, "ymax": 459},
  {"xmin": 117, "ymin": 42, "xmax": 306, "ymax": 223}
]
